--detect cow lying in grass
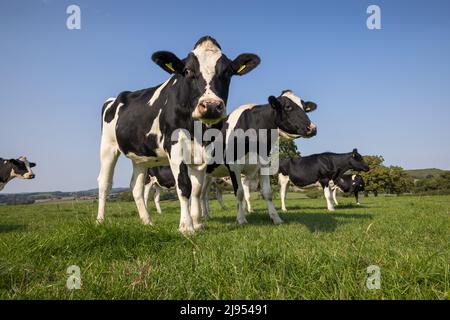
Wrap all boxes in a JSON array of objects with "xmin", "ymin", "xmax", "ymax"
[
  {"xmin": 278, "ymin": 149, "xmax": 369, "ymax": 212},
  {"xmin": 0, "ymin": 157, "xmax": 36, "ymax": 192}
]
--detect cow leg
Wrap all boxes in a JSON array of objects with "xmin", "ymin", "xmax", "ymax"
[
  {"xmin": 355, "ymin": 191, "xmax": 360, "ymax": 205},
  {"xmin": 260, "ymin": 173, "xmax": 283, "ymax": 224},
  {"xmin": 215, "ymin": 183, "xmax": 227, "ymax": 210},
  {"xmin": 279, "ymin": 173, "xmax": 290, "ymax": 212},
  {"xmin": 144, "ymin": 181, "xmax": 153, "ymax": 209},
  {"xmin": 324, "ymin": 186, "xmax": 335, "ymax": 211},
  {"xmin": 96, "ymin": 144, "xmax": 120, "ymax": 223},
  {"xmin": 188, "ymin": 167, "xmax": 205, "ymax": 231},
  {"xmin": 169, "ymin": 159, "xmax": 194, "ymax": 234},
  {"xmin": 130, "ymin": 163, "xmax": 152, "ymax": 225},
  {"xmin": 332, "ymin": 188, "xmax": 339, "ymax": 206},
  {"xmin": 229, "ymin": 167, "xmax": 247, "ymax": 225},
  {"xmin": 242, "ymin": 177, "xmax": 253, "ymax": 214},
  {"xmin": 153, "ymin": 185, "xmax": 162, "ymax": 214},
  {"xmin": 200, "ymin": 175, "xmax": 213, "ymax": 219}
]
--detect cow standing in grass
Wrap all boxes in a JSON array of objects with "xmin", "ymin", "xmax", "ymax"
[
  {"xmin": 97, "ymin": 36, "xmax": 260, "ymax": 233},
  {"xmin": 143, "ymin": 166, "xmax": 227, "ymax": 214},
  {"xmin": 278, "ymin": 150, "xmax": 369, "ymax": 212},
  {"xmin": 0, "ymin": 157, "xmax": 36, "ymax": 192},
  {"xmin": 331, "ymin": 174, "xmax": 365, "ymax": 205},
  {"xmin": 203, "ymin": 90, "xmax": 317, "ymax": 224}
]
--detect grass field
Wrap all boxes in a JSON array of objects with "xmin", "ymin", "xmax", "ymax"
[{"xmin": 0, "ymin": 193, "xmax": 449, "ymax": 300}]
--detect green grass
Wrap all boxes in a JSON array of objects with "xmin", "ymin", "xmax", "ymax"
[{"xmin": 0, "ymin": 194, "xmax": 449, "ymax": 299}]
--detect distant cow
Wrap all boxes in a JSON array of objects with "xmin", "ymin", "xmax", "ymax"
[
  {"xmin": 331, "ymin": 174, "xmax": 365, "ymax": 205},
  {"xmin": 143, "ymin": 166, "xmax": 227, "ymax": 214},
  {"xmin": 279, "ymin": 149, "xmax": 369, "ymax": 212},
  {"xmin": 97, "ymin": 36, "xmax": 260, "ymax": 233},
  {"xmin": 0, "ymin": 157, "xmax": 36, "ymax": 191},
  {"xmin": 204, "ymin": 90, "xmax": 317, "ymax": 224}
]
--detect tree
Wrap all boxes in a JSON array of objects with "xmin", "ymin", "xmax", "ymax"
[
  {"xmin": 359, "ymin": 155, "xmax": 413, "ymax": 195},
  {"xmin": 278, "ymin": 138, "xmax": 301, "ymax": 159}
]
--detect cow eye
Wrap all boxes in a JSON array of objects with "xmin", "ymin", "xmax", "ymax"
[
  {"xmin": 183, "ymin": 68, "xmax": 195, "ymax": 78},
  {"xmin": 284, "ymin": 105, "xmax": 292, "ymax": 111}
]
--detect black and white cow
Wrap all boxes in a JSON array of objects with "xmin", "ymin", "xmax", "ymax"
[
  {"xmin": 0, "ymin": 157, "xmax": 36, "ymax": 191},
  {"xmin": 331, "ymin": 174, "xmax": 365, "ymax": 205},
  {"xmin": 97, "ymin": 36, "xmax": 260, "ymax": 233},
  {"xmin": 203, "ymin": 90, "xmax": 317, "ymax": 224},
  {"xmin": 143, "ymin": 166, "xmax": 227, "ymax": 214},
  {"xmin": 278, "ymin": 149, "xmax": 369, "ymax": 212}
]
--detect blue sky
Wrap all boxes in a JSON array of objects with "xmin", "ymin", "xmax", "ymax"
[{"xmin": 1, "ymin": 0, "xmax": 450, "ymax": 193}]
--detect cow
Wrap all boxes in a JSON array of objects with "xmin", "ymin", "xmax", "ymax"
[
  {"xmin": 143, "ymin": 166, "xmax": 227, "ymax": 214},
  {"xmin": 97, "ymin": 36, "xmax": 260, "ymax": 233},
  {"xmin": 0, "ymin": 157, "xmax": 36, "ymax": 192},
  {"xmin": 278, "ymin": 149, "xmax": 369, "ymax": 212},
  {"xmin": 331, "ymin": 174, "xmax": 365, "ymax": 205},
  {"xmin": 203, "ymin": 90, "xmax": 317, "ymax": 224}
]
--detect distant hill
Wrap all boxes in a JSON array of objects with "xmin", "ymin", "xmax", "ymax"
[
  {"xmin": 405, "ymin": 168, "xmax": 448, "ymax": 180},
  {"xmin": 0, "ymin": 188, "xmax": 128, "ymax": 205}
]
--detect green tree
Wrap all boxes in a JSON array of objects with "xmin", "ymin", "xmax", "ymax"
[{"xmin": 279, "ymin": 138, "xmax": 300, "ymax": 159}]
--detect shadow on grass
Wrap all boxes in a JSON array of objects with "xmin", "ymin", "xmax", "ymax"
[
  {"xmin": 283, "ymin": 204, "xmax": 371, "ymax": 211},
  {"xmin": 210, "ymin": 211, "xmax": 373, "ymax": 233},
  {"xmin": 0, "ymin": 224, "xmax": 27, "ymax": 233}
]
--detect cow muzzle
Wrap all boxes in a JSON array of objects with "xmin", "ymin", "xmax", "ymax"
[
  {"xmin": 193, "ymin": 99, "xmax": 226, "ymax": 125},
  {"xmin": 304, "ymin": 123, "xmax": 317, "ymax": 138}
]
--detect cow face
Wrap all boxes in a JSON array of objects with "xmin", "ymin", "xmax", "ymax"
[
  {"xmin": 348, "ymin": 149, "xmax": 369, "ymax": 172},
  {"xmin": 152, "ymin": 36, "xmax": 260, "ymax": 125},
  {"xmin": 9, "ymin": 157, "xmax": 36, "ymax": 180},
  {"xmin": 268, "ymin": 90, "xmax": 317, "ymax": 139}
]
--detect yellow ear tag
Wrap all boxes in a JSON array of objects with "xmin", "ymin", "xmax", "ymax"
[
  {"xmin": 237, "ymin": 64, "xmax": 247, "ymax": 73},
  {"xmin": 165, "ymin": 62, "xmax": 175, "ymax": 72}
]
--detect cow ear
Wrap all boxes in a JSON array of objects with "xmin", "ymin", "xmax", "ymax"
[
  {"xmin": 151, "ymin": 51, "xmax": 185, "ymax": 74},
  {"xmin": 303, "ymin": 101, "xmax": 317, "ymax": 113},
  {"xmin": 352, "ymin": 148, "xmax": 358, "ymax": 157},
  {"xmin": 268, "ymin": 96, "xmax": 281, "ymax": 110},
  {"xmin": 29, "ymin": 162, "xmax": 36, "ymax": 168},
  {"xmin": 231, "ymin": 54, "xmax": 261, "ymax": 76}
]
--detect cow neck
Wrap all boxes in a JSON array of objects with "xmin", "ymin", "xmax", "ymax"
[
  {"xmin": 247, "ymin": 104, "xmax": 277, "ymax": 131},
  {"xmin": 0, "ymin": 162, "xmax": 12, "ymax": 183}
]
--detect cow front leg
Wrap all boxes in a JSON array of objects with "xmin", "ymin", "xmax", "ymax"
[
  {"xmin": 323, "ymin": 186, "xmax": 335, "ymax": 211},
  {"xmin": 144, "ymin": 181, "xmax": 152, "ymax": 209},
  {"xmin": 229, "ymin": 167, "xmax": 247, "ymax": 225},
  {"xmin": 169, "ymin": 159, "xmax": 194, "ymax": 234},
  {"xmin": 242, "ymin": 177, "xmax": 253, "ymax": 214},
  {"xmin": 130, "ymin": 163, "xmax": 152, "ymax": 225},
  {"xmin": 279, "ymin": 173, "xmax": 289, "ymax": 212},
  {"xmin": 332, "ymin": 188, "xmax": 339, "ymax": 206},
  {"xmin": 188, "ymin": 167, "xmax": 206, "ymax": 231},
  {"xmin": 200, "ymin": 175, "xmax": 213, "ymax": 219},
  {"xmin": 97, "ymin": 143, "xmax": 120, "ymax": 224},
  {"xmin": 355, "ymin": 191, "xmax": 360, "ymax": 205},
  {"xmin": 260, "ymin": 173, "xmax": 283, "ymax": 224},
  {"xmin": 215, "ymin": 183, "xmax": 227, "ymax": 210},
  {"xmin": 153, "ymin": 185, "xmax": 162, "ymax": 214}
]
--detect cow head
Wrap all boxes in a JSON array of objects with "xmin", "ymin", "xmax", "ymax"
[
  {"xmin": 8, "ymin": 157, "xmax": 36, "ymax": 180},
  {"xmin": 348, "ymin": 149, "xmax": 369, "ymax": 172},
  {"xmin": 151, "ymin": 36, "xmax": 260, "ymax": 125},
  {"xmin": 268, "ymin": 90, "xmax": 317, "ymax": 139}
]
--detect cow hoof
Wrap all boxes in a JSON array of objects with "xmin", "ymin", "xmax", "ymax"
[
  {"xmin": 327, "ymin": 207, "xmax": 335, "ymax": 212},
  {"xmin": 272, "ymin": 216, "xmax": 284, "ymax": 225},
  {"xmin": 281, "ymin": 208, "xmax": 288, "ymax": 213},
  {"xmin": 142, "ymin": 219, "xmax": 154, "ymax": 226},
  {"xmin": 96, "ymin": 219, "xmax": 104, "ymax": 225},
  {"xmin": 357, "ymin": 203, "xmax": 361, "ymax": 205},
  {"xmin": 194, "ymin": 223, "xmax": 205, "ymax": 231},
  {"xmin": 179, "ymin": 224, "xmax": 195, "ymax": 235},
  {"xmin": 237, "ymin": 217, "xmax": 248, "ymax": 225}
]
